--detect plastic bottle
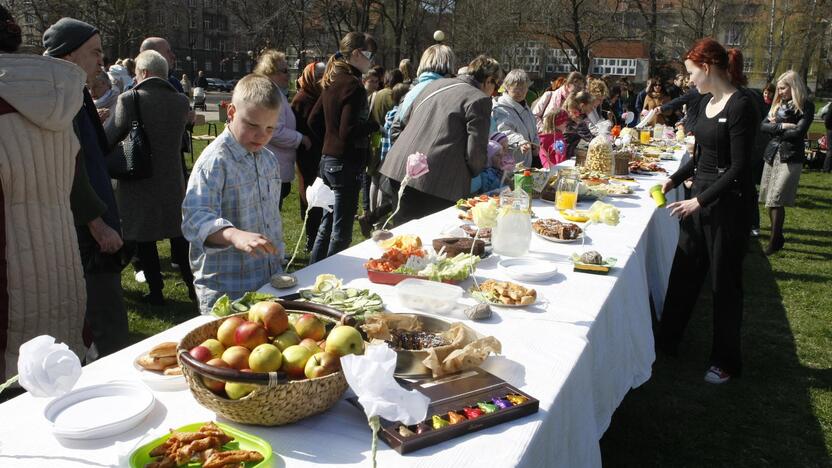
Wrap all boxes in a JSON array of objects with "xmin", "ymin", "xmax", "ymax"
[{"xmin": 513, "ymin": 169, "xmax": 533, "ymax": 211}]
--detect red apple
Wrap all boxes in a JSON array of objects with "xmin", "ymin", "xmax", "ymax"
[
  {"xmin": 235, "ymin": 321, "xmax": 268, "ymax": 350},
  {"xmin": 299, "ymin": 338, "xmax": 323, "ymax": 354},
  {"xmin": 217, "ymin": 316, "xmax": 246, "ymax": 348},
  {"xmin": 221, "ymin": 345, "xmax": 251, "ymax": 370},
  {"xmin": 249, "ymin": 301, "xmax": 289, "ymax": 336},
  {"xmin": 304, "ymin": 351, "xmax": 341, "ymax": 379},
  {"xmin": 294, "ymin": 314, "xmax": 326, "ymax": 341},
  {"xmin": 189, "ymin": 345, "xmax": 212, "ymax": 363},
  {"xmin": 200, "ymin": 339, "xmax": 225, "ymax": 359},
  {"xmin": 202, "ymin": 358, "xmax": 230, "ymax": 394},
  {"xmin": 280, "ymin": 345, "xmax": 313, "ymax": 379}
]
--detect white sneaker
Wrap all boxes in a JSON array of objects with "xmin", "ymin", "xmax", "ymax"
[
  {"xmin": 750, "ymin": 229, "xmax": 760, "ymax": 237},
  {"xmin": 135, "ymin": 270, "xmax": 146, "ymax": 283},
  {"xmin": 704, "ymin": 366, "xmax": 731, "ymax": 384}
]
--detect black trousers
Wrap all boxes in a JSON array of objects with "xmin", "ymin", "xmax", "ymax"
[
  {"xmin": 391, "ymin": 182, "xmax": 454, "ymax": 226},
  {"xmin": 659, "ymin": 182, "xmax": 750, "ymax": 375},
  {"xmin": 135, "ymin": 237, "xmax": 193, "ymax": 294},
  {"xmin": 76, "ymin": 226, "xmax": 129, "ymax": 357}
]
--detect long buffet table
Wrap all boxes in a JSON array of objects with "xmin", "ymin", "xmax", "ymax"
[{"xmin": 0, "ymin": 158, "xmax": 685, "ymax": 468}]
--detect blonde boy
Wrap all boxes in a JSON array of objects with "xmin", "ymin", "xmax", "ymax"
[{"xmin": 182, "ymin": 74, "xmax": 285, "ymax": 314}]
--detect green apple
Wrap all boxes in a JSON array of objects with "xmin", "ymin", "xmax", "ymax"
[
  {"xmin": 225, "ymin": 380, "xmax": 257, "ymax": 400},
  {"xmin": 294, "ymin": 314, "xmax": 326, "ymax": 341},
  {"xmin": 273, "ymin": 329, "xmax": 300, "ymax": 351},
  {"xmin": 280, "ymin": 345, "xmax": 313, "ymax": 379},
  {"xmin": 325, "ymin": 325, "xmax": 364, "ymax": 357},
  {"xmin": 200, "ymin": 339, "xmax": 225, "ymax": 359},
  {"xmin": 304, "ymin": 351, "xmax": 341, "ymax": 379},
  {"xmin": 248, "ymin": 343, "xmax": 283, "ymax": 372}
]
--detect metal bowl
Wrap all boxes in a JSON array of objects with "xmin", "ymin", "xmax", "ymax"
[{"xmin": 389, "ymin": 313, "xmax": 455, "ymax": 378}]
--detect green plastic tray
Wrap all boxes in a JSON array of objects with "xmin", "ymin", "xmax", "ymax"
[{"xmin": 129, "ymin": 421, "xmax": 273, "ymax": 467}]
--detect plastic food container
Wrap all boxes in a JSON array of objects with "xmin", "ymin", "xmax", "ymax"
[{"xmin": 395, "ymin": 278, "xmax": 463, "ymax": 313}]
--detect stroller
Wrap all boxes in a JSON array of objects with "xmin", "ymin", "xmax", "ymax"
[{"xmin": 192, "ymin": 87, "xmax": 206, "ymax": 111}]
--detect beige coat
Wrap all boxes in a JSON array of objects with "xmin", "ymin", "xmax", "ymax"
[{"xmin": 0, "ymin": 55, "xmax": 87, "ymax": 378}]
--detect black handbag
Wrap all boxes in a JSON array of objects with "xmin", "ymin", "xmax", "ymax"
[{"xmin": 108, "ymin": 90, "xmax": 153, "ymax": 180}]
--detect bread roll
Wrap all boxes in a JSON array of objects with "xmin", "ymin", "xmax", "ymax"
[
  {"xmin": 148, "ymin": 341, "xmax": 177, "ymax": 358},
  {"xmin": 138, "ymin": 354, "xmax": 178, "ymax": 371}
]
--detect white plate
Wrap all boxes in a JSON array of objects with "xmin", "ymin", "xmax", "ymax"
[
  {"xmin": 533, "ymin": 230, "xmax": 584, "ymax": 243},
  {"xmin": 133, "ymin": 354, "xmax": 187, "ymax": 391},
  {"xmin": 498, "ymin": 258, "xmax": 558, "ymax": 282},
  {"xmin": 44, "ymin": 380, "xmax": 155, "ymax": 439}
]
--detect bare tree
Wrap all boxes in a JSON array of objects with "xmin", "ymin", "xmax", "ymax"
[
  {"xmin": 764, "ymin": 0, "xmax": 790, "ymax": 83},
  {"xmin": 13, "ymin": 0, "xmax": 148, "ymax": 58},
  {"xmin": 532, "ymin": 0, "xmax": 624, "ymax": 74},
  {"xmin": 795, "ymin": 0, "xmax": 829, "ymax": 82}
]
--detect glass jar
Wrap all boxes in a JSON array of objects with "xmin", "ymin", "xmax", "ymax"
[
  {"xmin": 555, "ymin": 171, "xmax": 580, "ymax": 211},
  {"xmin": 492, "ymin": 188, "xmax": 531, "ymax": 257}
]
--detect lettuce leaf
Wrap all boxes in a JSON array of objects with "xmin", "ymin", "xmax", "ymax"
[{"xmin": 211, "ymin": 295, "xmax": 231, "ymax": 317}]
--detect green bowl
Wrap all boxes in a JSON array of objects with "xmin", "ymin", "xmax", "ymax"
[{"xmin": 129, "ymin": 421, "xmax": 273, "ymax": 467}]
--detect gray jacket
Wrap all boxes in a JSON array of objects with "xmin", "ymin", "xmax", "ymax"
[
  {"xmin": 492, "ymin": 93, "xmax": 540, "ymax": 167},
  {"xmin": 105, "ymin": 77, "xmax": 190, "ymax": 241},
  {"xmin": 380, "ymin": 76, "xmax": 492, "ymax": 201}
]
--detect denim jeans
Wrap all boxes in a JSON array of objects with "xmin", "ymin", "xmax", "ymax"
[{"xmin": 310, "ymin": 155, "xmax": 361, "ymax": 263}]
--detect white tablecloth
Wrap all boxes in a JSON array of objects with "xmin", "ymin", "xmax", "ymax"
[{"xmin": 0, "ymin": 159, "xmax": 685, "ymax": 468}]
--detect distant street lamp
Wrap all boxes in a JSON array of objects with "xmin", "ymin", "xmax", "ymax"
[
  {"xmin": 247, "ymin": 50, "xmax": 255, "ymax": 72},
  {"xmin": 433, "ymin": 30, "xmax": 445, "ymax": 43},
  {"xmin": 185, "ymin": 55, "xmax": 194, "ymax": 80}
]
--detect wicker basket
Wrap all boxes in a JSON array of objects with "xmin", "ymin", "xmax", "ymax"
[
  {"xmin": 178, "ymin": 300, "xmax": 353, "ymax": 426},
  {"xmin": 613, "ymin": 150, "xmax": 632, "ymax": 176}
]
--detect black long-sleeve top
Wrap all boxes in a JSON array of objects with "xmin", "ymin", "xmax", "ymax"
[
  {"xmin": 661, "ymin": 86, "xmax": 704, "ymax": 134},
  {"xmin": 669, "ymin": 91, "xmax": 756, "ymax": 207}
]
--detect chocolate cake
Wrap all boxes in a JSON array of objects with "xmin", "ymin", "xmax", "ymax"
[
  {"xmin": 388, "ymin": 329, "xmax": 449, "ymax": 350},
  {"xmin": 433, "ymin": 237, "xmax": 486, "ymax": 257}
]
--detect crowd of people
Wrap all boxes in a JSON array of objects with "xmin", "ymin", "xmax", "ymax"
[{"xmin": 0, "ymin": 5, "xmax": 830, "ymax": 385}]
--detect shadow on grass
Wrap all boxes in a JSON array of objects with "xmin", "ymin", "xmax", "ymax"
[{"xmin": 599, "ymin": 241, "xmax": 831, "ymax": 467}]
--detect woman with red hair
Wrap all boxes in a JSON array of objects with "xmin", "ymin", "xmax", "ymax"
[{"xmin": 658, "ymin": 38, "xmax": 760, "ymax": 384}]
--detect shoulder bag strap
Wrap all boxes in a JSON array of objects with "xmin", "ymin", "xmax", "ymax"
[
  {"xmin": 131, "ymin": 89, "xmax": 142, "ymax": 127},
  {"xmin": 412, "ymin": 82, "xmax": 468, "ymax": 115}
]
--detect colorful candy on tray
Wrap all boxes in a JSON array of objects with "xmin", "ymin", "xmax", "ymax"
[{"xmin": 394, "ymin": 393, "xmax": 531, "ymax": 438}]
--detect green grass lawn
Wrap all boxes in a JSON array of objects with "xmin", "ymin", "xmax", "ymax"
[
  {"xmin": 600, "ymin": 170, "xmax": 832, "ymax": 467},
  {"xmin": 125, "ymin": 123, "xmax": 832, "ymax": 465}
]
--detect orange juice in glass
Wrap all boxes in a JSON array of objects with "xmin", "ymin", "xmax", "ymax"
[
  {"xmin": 555, "ymin": 190, "xmax": 578, "ymax": 210},
  {"xmin": 639, "ymin": 129, "xmax": 651, "ymax": 144}
]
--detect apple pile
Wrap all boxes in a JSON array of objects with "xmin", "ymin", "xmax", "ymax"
[{"xmin": 188, "ymin": 301, "xmax": 364, "ymax": 400}]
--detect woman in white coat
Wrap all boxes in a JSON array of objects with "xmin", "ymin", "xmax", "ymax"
[
  {"xmin": 492, "ymin": 69, "xmax": 541, "ymax": 167},
  {"xmin": 255, "ymin": 50, "xmax": 312, "ymax": 208}
]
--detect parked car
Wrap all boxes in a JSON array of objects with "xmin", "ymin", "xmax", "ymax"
[
  {"xmin": 204, "ymin": 77, "xmax": 224, "ymax": 91},
  {"xmin": 225, "ymin": 79, "xmax": 239, "ymax": 91}
]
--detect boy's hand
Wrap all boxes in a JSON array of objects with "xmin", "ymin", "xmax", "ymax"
[{"xmin": 229, "ymin": 229, "xmax": 277, "ymax": 257}]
